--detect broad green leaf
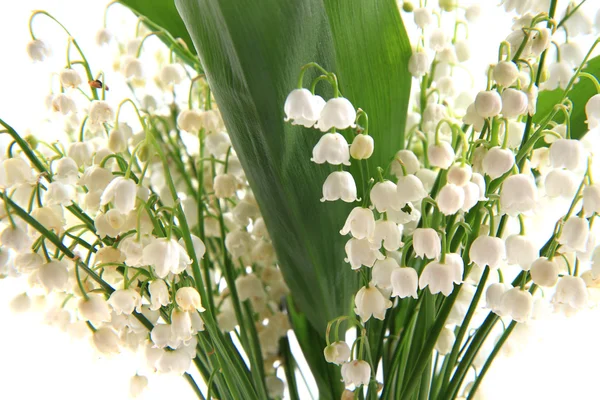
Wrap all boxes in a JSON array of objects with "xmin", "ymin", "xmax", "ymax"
[
  {"xmin": 534, "ymin": 56, "xmax": 600, "ymax": 140},
  {"xmin": 174, "ymin": 0, "xmax": 411, "ymax": 337}
]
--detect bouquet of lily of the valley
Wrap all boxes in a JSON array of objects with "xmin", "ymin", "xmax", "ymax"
[{"xmin": 3, "ymin": 0, "xmax": 600, "ymax": 398}]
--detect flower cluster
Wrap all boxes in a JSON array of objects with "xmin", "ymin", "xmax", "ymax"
[{"xmin": 285, "ymin": 0, "xmax": 600, "ymax": 396}]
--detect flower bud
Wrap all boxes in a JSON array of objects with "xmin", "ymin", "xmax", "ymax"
[
  {"xmin": 214, "ymin": 174, "xmax": 237, "ymax": 198},
  {"xmin": 284, "ymin": 88, "xmax": 326, "ymax": 128},
  {"xmin": 59, "ymin": 68, "xmax": 83, "ymax": 88},
  {"xmin": 354, "ymin": 285, "xmax": 392, "ymax": 322},
  {"xmin": 391, "ymin": 267, "xmax": 419, "ymax": 298},
  {"xmin": 350, "ymin": 134, "xmax": 374, "ymax": 160},
  {"xmin": 530, "ymin": 257, "xmax": 559, "ymax": 287},
  {"xmin": 559, "ymin": 217, "xmax": 589, "ymax": 252},
  {"xmin": 553, "ymin": 275, "xmax": 588, "ymax": 310},
  {"xmin": 344, "ymin": 238, "xmax": 384, "ymax": 269},
  {"xmin": 316, "ymin": 97, "xmax": 356, "ymax": 132},
  {"xmin": 549, "ymin": 139, "xmax": 585, "ymax": 172},
  {"xmin": 396, "ymin": 174, "xmax": 427, "ymax": 205},
  {"xmin": 321, "ymin": 171, "xmax": 357, "ymax": 202},
  {"xmin": 482, "ymin": 147, "xmax": 515, "ymax": 180},
  {"xmin": 340, "ymin": 207, "xmax": 376, "ymax": 240},
  {"xmin": 427, "ymin": 141, "xmax": 455, "ymax": 169},
  {"xmin": 447, "ymin": 164, "xmax": 472, "ymax": 187},
  {"xmin": 437, "ymin": 183, "xmax": 465, "ymax": 215},
  {"xmin": 469, "ymin": 235, "xmax": 506, "ymax": 269},
  {"xmin": 408, "ymin": 50, "xmax": 430, "ymax": 77},
  {"xmin": 159, "ymin": 63, "xmax": 185, "ymax": 86},
  {"xmin": 341, "ymin": 360, "xmax": 371, "ymax": 388},
  {"xmin": 435, "ymin": 327, "xmax": 455, "ymax": 355},
  {"xmin": 475, "ymin": 91, "xmax": 502, "ymax": 118},
  {"xmin": 501, "ymin": 287, "xmax": 533, "ymax": 323},
  {"xmin": 544, "ymin": 61, "xmax": 573, "ymax": 90},
  {"xmin": 175, "ymin": 287, "xmax": 205, "ymax": 312},
  {"xmin": 323, "ymin": 341, "xmax": 351, "ymax": 365},
  {"xmin": 311, "ymin": 132, "xmax": 351, "ymax": 166},
  {"xmin": 493, "ymin": 61, "xmax": 519, "ymax": 87},
  {"xmin": 505, "ymin": 235, "xmax": 538, "ymax": 270},
  {"xmin": 500, "ymin": 174, "xmax": 537, "ymax": 216},
  {"xmin": 372, "ymin": 257, "xmax": 400, "ymax": 289},
  {"xmin": 413, "ymin": 228, "xmax": 441, "ymax": 259},
  {"xmin": 26, "ymin": 39, "xmax": 51, "ymax": 62},
  {"xmin": 501, "ymin": 89, "xmax": 528, "ymax": 118}
]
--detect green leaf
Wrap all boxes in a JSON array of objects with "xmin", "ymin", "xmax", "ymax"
[
  {"xmin": 174, "ymin": 0, "xmax": 411, "ymax": 336},
  {"xmin": 534, "ymin": 56, "xmax": 600, "ymax": 140}
]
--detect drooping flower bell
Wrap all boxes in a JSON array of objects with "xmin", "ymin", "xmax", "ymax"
[
  {"xmin": 51, "ymin": 94, "xmax": 76, "ymax": 115},
  {"xmin": 501, "ymin": 287, "xmax": 533, "ymax": 323},
  {"xmin": 344, "ymin": 238, "xmax": 384, "ymax": 270},
  {"xmin": 214, "ymin": 174, "xmax": 237, "ymax": 198},
  {"xmin": 372, "ymin": 257, "xmax": 401, "ymax": 289},
  {"xmin": 501, "ymin": 89, "xmax": 528, "ymax": 118},
  {"xmin": 544, "ymin": 61, "xmax": 574, "ymax": 90},
  {"xmin": 419, "ymin": 260, "xmax": 456, "ymax": 296},
  {"xmin": 530, "ymin": 257, "xmax": 559, "ymax": 287},
  {"xmin": 340, "ymin": 207, "xmax": 376, "ymax": 240},
  {"xmin": 545, "ymin": 169, "xmax": 579, "ymax": 198},
  {"xmin": 584, "ymin": 183, "xmax": 600, "ymax": 216},
  {"xmin": 321, "ymin": 171, "xmax": 357, "ymax": 202},
  {"xmin": 26, "ymin": 39, "xmax": 51, "ymax": 62},
  {"xmin": 428, "ymin": 141, "xmax": 455, "ymax": 169},
  {"xmin": 500, "ymin": 174, "xmax": 537, "ymax": 216},
  {"xmin": 177, "ymin": 109, "xmax": 203, "ymax": 132},
  {"xmin": 408, "ymin": 50, "xmax": 431, "ymax": 77},
  {"xmin": 469, "ymin": 235, "xmax": 506, "ymax": 269},
  {"xmin": 159, "ymin": 64, "xmax": 186, "ymax": 86},
  {"xmin": 390, "ymin": 267, "xmax": 419, "ymax": 299},
  {"xmin": 370, "ymin": 180, "xmax": 402, "ymax": 212},
  {"xmin": 553, "ymin": 275, "xmax": 588, "ymax": 310},
  {"xmin": 435, "ymin": 327, "xmax": 455, "ymax": 355},
  {"xmin": 371, "ymin": 220, "xmax": 403, "ymax": 252},
  {"xmin": 341, "ymin": 360, "xmax": 371, "ymax": 389},
  {"xmin": 100, "ymin": 177, "xmax": 137, "ymax": 214},
  {"xmin": 78, "ymin": 295, "xmax": 111, "ymax": 324},
  {"xmin": 350, "ymin": 134, "xmax": 374, "ymax": 160},
  {"xmin": 88, "ymin": 100, "xmax": 115, "ymax": 125},
  {"xmin": 142, "ymin": 238, "xmax": 191, "ymax": 278},
  {"xmin": 91, "ymin": 327, "xmax": 120, "ymax": 355},
  {"xmin": 585, "ymin": 94, "xmax": 600, "ymax": 130},
  {"xmin": 549, "ymin": 139, "xmax": 585, "ymax": 172},
  {"xmin": 108, "ymin": 288, "xmax": 142, "ymax": 315},
  {"xmin": 447, "ymin": 164, "xmax": 472, "ymax": 187},
  {"xmin": 175, "ymin": 287, "xmax": 205, "ymax": 312},
  {"xmin": 475, "ymin": 91, "xmax": 502, "ymax": 118},
  {"xmin": 558, "ymin": 217, "xmax": 589, "ymax": 252},
  {"xmin": 149, "ymin": 279, "xmax": 171, "ymax": 310},
  {"xmin": 354, "ymin": 285, "xmax": 392, "ymax": 322},
  {"xmin": 482, "ymin": 147, "xmax": 515, "ymax": 180},
  {"xmin": 284, "ymin": 88, "xmax": 326, "ymax": 128},
  {"xmin": 316, "ymin": 97, "xmax": 357, "ymax": 132},
  {"xmin": 311, "ymin": 132, "xmax": 351, "ymax": 166},
  {"xmin": 396, "ymin": 174, "xmax": 427, "ymax": 205},
  {"xmin": 437, "ymin": 183, "xmax": 465, "ymax": 215},
  {"xmin": 413, "ymin": 228, "xmax": 441, "ymax": 259},
  {"xmin": 486, "ymin": 283, "xmax": 510, "ymax": 315},
  {"xmin": 323, "ymin": 341, "xmax": 351, "ymax": 365},
  {"xmin": 505, "ymin": 235, "xmax": 538, "ymax": 270},
  {"xmin": 493, "ymin": 61, "xmax": 519, "ymax": 87}
]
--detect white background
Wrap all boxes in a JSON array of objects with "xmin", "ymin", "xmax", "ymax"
[{"xmin": 1, "ymin": 1, "xmax": 600, "ymax": 399}]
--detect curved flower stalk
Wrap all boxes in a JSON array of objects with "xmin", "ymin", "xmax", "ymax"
[
  {"xmin": 283, "ymin": 1, "xmax": 600, "ymax": 399},
  {"xmin": 2, "ymin": 7, "xmax": 292, "ymax": 400}
]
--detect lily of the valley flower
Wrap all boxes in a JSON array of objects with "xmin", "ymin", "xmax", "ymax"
[
  {"xmin": 311, "ymin": 132, "xmax": 351, "ymax": 166},
  {"xmin": 316, "ymin": 97, "xmax": 356, "ymax": 132},
  {"xmin": 321, "ymin": 171, "xmax": 357, "ymax": 202},
  {"xmin": 284, "ymin": 88, "xmax": 326, "ymax": 128},
  {"xmin": 354, "ymin": 285, "xmax": 392, "ymax": 322}
]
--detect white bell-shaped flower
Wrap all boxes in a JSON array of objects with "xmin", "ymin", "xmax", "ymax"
[
  {"xmin": 95, "ymin": 28, "xmax": 112, "ymax": 46},
  {"xmin": 430, "ymin": 28, "xmax": 449, "ymax": 52},
  {"xmin": 423, "ymin": 103, "xmax": 447, "ymax": 131},
  {"xmin": 235, "ymin": 273, "xmax": 264, "ymax": 301},
  {"xmin": 445, "ymin": 253, "xmax": 465, "ymax": 284},
  {"xmin": 311, "ymin": 133, "xmax": 351, "ymax": 166},
  {"xmin": 561, "ymin": 42, "xmax": 584, "ymax": 67},
  {"xmin": 91, "ymin": 327, "xmax": 120, "ymax": 355},
  {"xmin": 26, "ymin": 39, "xmax": 51, "ymax": 62},
  {"xmin": 3, "ymin": 157, "xmax": 37, "ymax": 188},
  {"xmin": 413, "ymin": 228, "xmax": 441, "ymax": 259},
  {"xmin": 38, "ymin": 260, "xmax": 69, "ymax": 292},
  {"xmin": 417, "ymin": 169, "xmax": 438, "ymax": 193},
  {"xmin": 419, "ymin": 260, "xmax": 456, "ymax": 296},
  {"xmin": 354, "ymin": 285, "xmax": 392, "ymax": 322},
  {"xmin": 149, "ymin": 279, "xmax": 170, "ymax": 310},
  {"xmin": 59, "ymin": 68, "xmax": 82, "ymax": 88},
  {"xmin": 435, "ymin": 327, "xmax": 455, "ymax": 355},
  {"xmin": 501, "ymin": 89, "xmax": 528, "ymax": 118},
  {"xmin": 545, "ymin": 169, "xmax": 578, "ymax": 198},
  {"xmin": 205, "ymin": 132, "xmax": 231, "ymax": 157},
  {"xmin": 54, "ymin": 157, "xmax": 79, "ymax": 184},
  {"xmin": 482, "ymin": 147, "xmax": 515, "ymax": 180},
  {"xmin": 408, "ymin": 50, "xmax": 431, "ymax": 77},
  {"xmin": 463, "ymin": 104, "xmax": 485, "ymax": 132},
  {"xmin": 371, "ymin": 220, "xmax": 403, "ymax": 251},
  {"xmin": 284, "ymin": 89, "xmax": 326, "ymax": 128},
  {"xmin": 391, "ymin": 267, "xmax": 419, "ymax": 298},
  {"xmin": 553, "ymin": 275, "xmax": 588, "ymax": 310},
  {"xmin": 486, "ymin": 283, "xmax": 510, "ymax": 315},
  {"xmin": 530, "ymin": 257, "xmax": 559, "ymax": 287},
  {"xmin": 78, "ymin": 295, "xmax": 111, "ymax": 324},
  {"xmin": 584, "ymin": 184, "xmax": 600, "ymax": 216},
  {"xmin": 370, "ymin": 180, "xmax": 401, "ymax": 212},
  {"xmin": 465, "ymin": 4, "xmax": 481, "ymax": 21},
  {"xmin": 177, "ymin": 109, "xmax": 203, "ymax": 132},
  {"xmin": 157, "ymin": 348, "xmax": 192, "ymax": 375},
  {"xmin": 88, "ymin": 100, "xmax": 114, "ymax": 125},
  {"xmin": 500, "ymin": 174, "xmax": 537, "ymax": 216},
  {"xmin": 461, "ymin": 182, "xmax": 480, "ymax": 212},
  {"xmin": 585, "ymin": 94, "xmax": 600, "ymax": 130},
  {"xmin": 372, "ymin": 257, "xmax": 401, "ymax": 289},
  {"xmin": 475, "ymin": 91, "xmax": 502, "ymax": 118},
  {"xmin": 493, "ymin": 61, "xmax": 519, "ymax": 87},
  {"xmin": 549, "ymin": 139, "xmax": 585, "ymax": 171},
  {"xmin": 171, "ymin": 309, "xmax": 194, "ymax": 342},
  {"xmin": 340, "ymin": 207, "xmax": 376, "ymax": 240},
  {"xmin": 51, "ymin": 94, "xmax": 76, "ymax": 115},
  {"xmin": 100, "ymin": 177, "xmax": 137, "ymax": 213},
  {"xmin": 454, "ymin": 40, "xmax": 471, "ymax": 62},
  {"xmin": 447, "ymin": 164, "xmax": 472, "ymax": 187},
  {"xmin": 531, "ymin": 27, "xmax": 551, "ymax": 56},
  {"xmin": 505, "ymin": 235, "xmax": 538, "ymax": 270},
  {"xmin": 159, "ymin": 64, "xmax": 185, "ymax": 86},
  {"xmin": 501, "ymin": 287, "xmax": 533, "ymax": 323},
  {"xmin": 321, "ymin": 171, "xmax": 357, "ymax": 202},
  {"xmin": 69, "ymin": 143, "xmax": 95, "ymax": 169},
  {"xmin": 225, "ymin": 230, "xmax": 253, "ymax": 258},
  {"xmin": 393, "ymin": 150, "xmax": 420, "ymax": 176},
  {"xmin": 142, "ymin": 238, "xmax": 191, "ymax": 278},
  {"xmin": 129, "ymin": 375, "xmax": 148, "ymax": 398},
  {"xmin": 428, "ymin": 142, "xmax": 455, "ymax": 169},
  {"xmin": 470, "ymin": 235, "xmax": 506, "ymax": 269},
  {"xmin": 108, "ymin": 288, "xmax": 142, "ymax": 315},
  {"xmin": 344, "ymin": 238, "xmax": 384, "ymax": 270},
  {"xmin": 413, "ymin": 7, "xmax": 434, "ymax": 28},
  {"xmin": 350, "ymin": 134, "xmax": 374, "ymax": 160},
  {"xmin": 1, "ymin": 225, "xmax": 32, "ymax": 252},
  {"xmin": 341, "ymin": 360, "xmax": 371, "ymax": 389},
  {"xmin": 559, "ymin": 217, "xmax": 589, "ymax": 252},
  {"xmin": 175, "ymin": 287, "xmax": 205, "ymax": 312},
  {"xmin": 544, "ymin": 61, "xmax": 573, "ymax": 90},
  {"xmin": 121, "ymin": 56, "xmax": 144, "ymax": 80},
  {"xmin": 396, "ymin": 174, "xmax": 427, "ymax": 205},
  {"xmin": 214, "ymin": 174, "xmax": 237, "ymax": 198},
  {"xmin": 437, "ymin": 183, "xmax": 465, "ymax": 215},
  {"xmin": 324, "ymin": 341, "xmax": 351, "ymax": 365},
  {"xmin": 316, "ymin": 97, "xmax": 357, "ymax": 132}
]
